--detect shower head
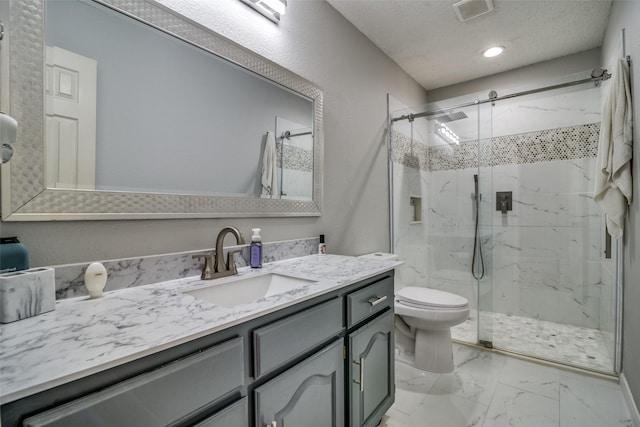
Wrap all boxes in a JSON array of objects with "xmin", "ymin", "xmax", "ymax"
[{"xmin": 432, "ymin": 111, "xmax": 469, "ymax": 124}]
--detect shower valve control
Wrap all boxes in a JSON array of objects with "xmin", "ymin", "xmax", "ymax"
[{"xmin": 496, "ymin": 191, "xmax": 513, "ymax": 214}]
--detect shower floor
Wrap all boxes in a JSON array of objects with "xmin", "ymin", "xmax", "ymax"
[{"xmin": 452, "ymin": 312, "xmax": 614, "ymax": 373}]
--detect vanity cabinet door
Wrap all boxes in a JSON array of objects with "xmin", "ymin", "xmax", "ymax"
[
  {"xmin": 254, "ymin": 339, "xmax": 344, "ymax": 427},
  {"xmin": 349, "ymin": 310, "xmax": 394, "ymax": 427}
]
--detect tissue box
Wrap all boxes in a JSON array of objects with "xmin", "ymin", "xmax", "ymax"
[{"xmin": 0, "ymin": 267, "xmax": 55, "ymax": 323}]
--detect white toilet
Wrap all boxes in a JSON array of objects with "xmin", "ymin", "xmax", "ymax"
[
  {"xmin": 359, "ymin": 252, "xmax": 470, "ymax": 374},
  {"xmin": 394, "ymin": 286, "xmax": 469, "ymax": 373}
]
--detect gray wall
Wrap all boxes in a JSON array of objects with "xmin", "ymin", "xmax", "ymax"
[
  {"xmin": 601, "ymin": 0, "xmax": 640, "ymax": 410},
  {"xmin": 0, "ymin": 1, "xmax": 428, "ymax": 266},
  {"xmin": 427, "ymin": 49, "xmax": 601, "ymax": 102}
]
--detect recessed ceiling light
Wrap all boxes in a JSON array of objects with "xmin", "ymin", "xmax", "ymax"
[{"xmin": 482, "ymin": 46, "xmax": 504, "ymax": 58}]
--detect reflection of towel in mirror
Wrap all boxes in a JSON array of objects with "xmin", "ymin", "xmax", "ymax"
[
  {"xmin": 594, "ymin": 59, "xmax": 633, "ymax": 239},
  {"xmin": 261, "ymin": 131, "xmax": 279, "ymax": 198}
]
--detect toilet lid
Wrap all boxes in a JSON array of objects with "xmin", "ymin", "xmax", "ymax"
[{"xmin": 396, "ymin": 286, "xmax": 468, "ymax": 308}]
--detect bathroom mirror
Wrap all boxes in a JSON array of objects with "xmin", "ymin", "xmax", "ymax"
[{"xmin": 1, "ymin": 0, "xmax": 324, "ymax": 220}]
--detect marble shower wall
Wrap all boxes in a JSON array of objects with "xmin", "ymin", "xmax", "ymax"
[{"xmin": 277, "ymin": 141, "xmax": 313, "ymax": 200}]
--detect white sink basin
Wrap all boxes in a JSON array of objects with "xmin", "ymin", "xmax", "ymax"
[{"xmin": 184, "ymin": 273, "xmax": 316, "ymax": 307}]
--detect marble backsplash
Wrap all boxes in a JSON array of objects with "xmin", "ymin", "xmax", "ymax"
[{"xmin": 54, "ymin": 237, "xmax": 320, "ymax": 299}]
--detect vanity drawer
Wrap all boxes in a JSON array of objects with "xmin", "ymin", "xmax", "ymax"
[
  {"xmin": 194, "ymin": 397, "xmax": 248, "ymax": 427},
  {"xmin": 253, "ymin": 297, "xmax": 343, "ymax": 378},
  {"xmin": 23, "ymin": 337, "xmax": 244, "ymax": 427},
  {"xmin": 347, "ymin": 275, "xmax": 394, "ymax": 328}
]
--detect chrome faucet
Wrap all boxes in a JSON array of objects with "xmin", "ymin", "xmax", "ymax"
[
  {"xmin": 192, "ymin": 227, "xmax": 245, "ymax": 280},
  {"xmin": 213, "ymin": 226, "xmax": 245, "ymax": 279}
]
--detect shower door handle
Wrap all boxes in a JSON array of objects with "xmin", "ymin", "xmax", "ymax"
[{"xmin": 605, "ymin": 226, "xmax": 612, "ymax": 259}]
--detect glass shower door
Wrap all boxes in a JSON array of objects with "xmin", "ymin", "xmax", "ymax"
[
  {"xmin": 476, "ymin": 100, "xmax": 494, "ymax": 348},
  {"xmin": 480, "ymin": 80, "xmax": 616, "ymax": 373},
  {"xmin": 392, "ymin": 99, "xmax": 494, "ymax": 347}
]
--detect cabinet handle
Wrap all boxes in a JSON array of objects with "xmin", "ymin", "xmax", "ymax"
[
  {"xmin": 353, "ymin": 357, "xmax": 365, "ymax": 392},
  {"xmin": 368, "ymin": 295, "xmax": 387, "ymax": 306}
]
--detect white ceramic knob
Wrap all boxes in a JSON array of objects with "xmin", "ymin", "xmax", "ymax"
[{"xmin": 84, "ymin": 262, "xmax": 107, "ymax": 298}]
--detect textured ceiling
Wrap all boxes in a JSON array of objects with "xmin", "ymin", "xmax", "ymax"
[{"xmin": 326, "ymin": 0, "xmax": 613, "ymax": 90}]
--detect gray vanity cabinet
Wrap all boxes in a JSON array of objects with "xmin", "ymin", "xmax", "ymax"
[
  {"xmin": 345, "ymin": 273, "xmax": 395, "ymax": 427},
  {"xmin": 254, "ymin": 339, "xmax": 344, "ymax": 427},
  {"xmin": 4, "ymin": 271, "xmax": 396, "ymax": 427},
  {"xmin": 348, "ymin": 310, "xmax": 394, "ymax": 427}
]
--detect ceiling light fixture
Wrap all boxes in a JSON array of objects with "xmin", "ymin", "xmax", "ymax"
[
  {"xmin": 482, "ymin": 46, "xmax": 504, "ymax": 58},
  {"xmin": 240, "ymin": 0, "xmax": 287, "ymax": 23},
  {"xmin": 436, "ymin": 123, "xmax": 460, "ymax": 146}
]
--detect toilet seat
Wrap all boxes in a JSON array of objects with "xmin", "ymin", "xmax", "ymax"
[{"xmin": 396, "ymin": 286, "xmax": 468, "ymax": 309}]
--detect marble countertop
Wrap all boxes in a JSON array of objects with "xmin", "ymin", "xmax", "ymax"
[{"xmin": 0, "ymin": 255, "xmax": 399, "ymax": 404}]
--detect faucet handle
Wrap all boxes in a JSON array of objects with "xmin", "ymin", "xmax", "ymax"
[
  {"xmin": 226, "ymin": 248, "xmax": 244, "ymax": 275},
  {"xmin": 192, "ymin": 253, "xmax": 214, "ymax": 280}
]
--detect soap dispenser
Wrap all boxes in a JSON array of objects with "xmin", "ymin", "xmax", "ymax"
[{"xmin": 250, "ymin": 228, "xmax": 262, "ymax": 268}]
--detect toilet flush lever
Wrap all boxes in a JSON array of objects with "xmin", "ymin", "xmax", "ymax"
[{"xmin": 368, "ymin": 295, "xmax": 388, "ymax": 306}]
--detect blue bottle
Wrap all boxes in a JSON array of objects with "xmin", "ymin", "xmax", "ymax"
[
  {"xmin": 250, "ymin": 228, "xmax": 262, "ymax": 268},
  {"xmin": 0, "ymin": 237, "xmax": 29, "ymax": 273}
]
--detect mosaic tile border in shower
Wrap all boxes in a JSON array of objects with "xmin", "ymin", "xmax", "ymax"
[
  {"xmin": 390, "ymin": 131, "xmax": 430, "ymax": 171},
  {"xmin": 391, "ymin": 123, "xmax": 600, "ymax": 172},
  {"xmin": 277, "ymin": 142, "xmax": 313, "ymax": 172},
  {"xmin": 53, "ymin": 237, "xmax": 320, "ymax": 300}
]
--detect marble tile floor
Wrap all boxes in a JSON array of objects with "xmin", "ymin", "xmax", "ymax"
[
  {"xmin": 451, "ymin": 312, "xmax": 613, "ymax": 372},
  {"xmin": 382, "ymin": 343, "xmax": 633, "ymax": 427}
]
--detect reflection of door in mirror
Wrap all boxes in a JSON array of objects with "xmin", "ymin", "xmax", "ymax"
[
  {"xmin": 45, "ymin": 46, "xmax": 97, "ymax": 190},
  {"xmin": 275, "ymin": 117, "xmax": 313, "ymax": 201}
]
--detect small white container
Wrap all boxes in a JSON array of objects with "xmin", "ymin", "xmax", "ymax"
[
  {"xmin": 84, "ymin": 262, "xmax": 108, "ymax": 298},
  {"xmin": 0, "ymin": 267, "xmax": 55, "ymax": 323}
]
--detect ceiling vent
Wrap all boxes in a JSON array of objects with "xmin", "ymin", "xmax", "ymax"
[{"xmin": 452, "ymin": 0, "xmax": 494, "ymax": 22}]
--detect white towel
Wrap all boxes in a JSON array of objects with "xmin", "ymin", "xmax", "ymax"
[
  {"xmin": 261, "ymin": 131, "xmax": 279, "ymax": 198},
  {"xmin": 594, "ymin": 59, "xmax": 633, "ymax": 239}
]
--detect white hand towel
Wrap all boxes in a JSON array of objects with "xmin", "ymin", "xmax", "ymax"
[
  {"xmin": 261, "ymin": 131, "xmax": 279, "ymax": 198},
  {"xmin": 594, "ymin": 59, "xmax": 633, "ymax": 239}
]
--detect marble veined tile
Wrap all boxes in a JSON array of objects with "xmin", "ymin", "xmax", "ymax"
[
  {"xmin": 396, "ymin": 360, "xmax": 441, "ymax": 394},
  {"xmin": 483, "ymin": 383, "xmax": 559, "ymax": 427},
  {"xmin": 380, "ymin": 408, "xmax": 414, "ymax": 427},
  {"xmin": 392, "ymin": 388, "xmax": 428, "ymax": 416},
  {"xmin": 431, "ymin": 345, "xmax": 507, "ymax": 405},
  {"xmin": 498, "ymin": 357, "xmax": 560, "ymax": 399},
  {"xmin": 559, "ymin": 371, "xmax": 633, "ymax": 427},
  {"xmin": 401, "ymin": 393, "xmax": 488, "ymax": 427}
]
